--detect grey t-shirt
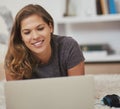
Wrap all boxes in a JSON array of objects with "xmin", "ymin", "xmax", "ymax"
[{"xmin": 32, "ymin": 34, "xmax": 85, "ymax": 78}]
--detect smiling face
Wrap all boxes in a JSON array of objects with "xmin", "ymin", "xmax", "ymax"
[{"xmin": 21, "ymin": 14, "xmax": 53, "ymax": 57}]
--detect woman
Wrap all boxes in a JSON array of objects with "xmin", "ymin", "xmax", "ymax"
[{"xmin": 4, "ymin": 4, "xmax": 85, "ymax": 80}]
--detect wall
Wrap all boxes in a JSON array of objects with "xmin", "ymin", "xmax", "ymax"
[{"xmin": 0, "ymin": 0, "xmax": 65, "ymax": 18}]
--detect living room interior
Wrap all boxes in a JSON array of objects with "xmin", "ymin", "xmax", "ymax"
[{"xmin": 0, "ymin": 0, "xmax": 120, "ymax": 109}]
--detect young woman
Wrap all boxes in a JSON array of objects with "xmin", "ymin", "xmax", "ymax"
[{"xmin": 4, "ymin": 4, "xmax": 85, "ymax": 80}]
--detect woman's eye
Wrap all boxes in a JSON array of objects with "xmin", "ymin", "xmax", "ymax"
[
  {"xmin": 24, "ymin": 31, "xmax": 30, "ymax": 35},
  {"xmin": 38, "ymin": 27, "xmax": 44, "ymax": 31}
]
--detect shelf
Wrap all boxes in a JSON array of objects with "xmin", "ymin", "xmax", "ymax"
[
  {"xmin": 84, "ymin": 53, "xmax": 120, "ymax": 63},
  {"xmin": 55, "ymin": 14, "xmax": 120, "ymax": 24}
]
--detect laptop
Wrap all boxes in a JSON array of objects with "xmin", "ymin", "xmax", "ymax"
[{"xmin": 4, "ymin": 75, "xmax": 95, "ymax": 109}]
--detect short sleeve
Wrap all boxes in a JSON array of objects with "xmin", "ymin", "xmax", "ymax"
[{"xmin": 64, "ymin": 37, "xmax": 85, "ymax": 69}]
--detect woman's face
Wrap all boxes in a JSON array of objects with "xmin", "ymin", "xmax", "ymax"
[{"xmin": 21, "ymin": 14, "xmax": 53, "ymax": 56}]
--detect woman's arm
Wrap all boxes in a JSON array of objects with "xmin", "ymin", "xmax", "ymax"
[
  {"xmin": 68, "ymin": 61, "xmax": 85, "ymax": 76},
  {"xmin": 6, "ymin": 73, "xmax": 14, "ymax": 81}
]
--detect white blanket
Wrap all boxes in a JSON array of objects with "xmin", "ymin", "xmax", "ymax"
[{"xmin": 94, "ymin": 74, "xmax": 120, "ymax": 109}]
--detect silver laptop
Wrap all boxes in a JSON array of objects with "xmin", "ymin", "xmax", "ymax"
[{"xmin": 4, "ymin": 75, "xmax": 95, "ymax": 109}]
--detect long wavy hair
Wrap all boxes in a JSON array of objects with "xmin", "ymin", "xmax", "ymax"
[{"xmin": 4, "ymin": 4, "xmax": 54, "ymax": 79}]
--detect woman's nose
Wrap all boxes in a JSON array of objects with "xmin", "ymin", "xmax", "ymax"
[{"xmin": 32, "ymin": 30, "xmax": 39, "ymax": 39}]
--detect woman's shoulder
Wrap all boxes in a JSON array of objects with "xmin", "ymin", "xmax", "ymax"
[{"xmin": 52, "ymin": 34, "xmax": 77, "ymax": 45}]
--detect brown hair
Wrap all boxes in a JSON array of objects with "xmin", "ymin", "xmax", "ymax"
[{"xmin": 4, "ymin": 4, "xmax": 54, "ymax": 79}]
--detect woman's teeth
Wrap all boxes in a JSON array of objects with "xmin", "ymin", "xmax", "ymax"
[{"xmin": 33, "ymin": 40, "xmax": 44, "ymax": 47}]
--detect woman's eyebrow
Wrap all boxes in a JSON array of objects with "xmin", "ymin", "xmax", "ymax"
[
  {"xmin": 36, "ymin": 24, "xmax": 45, "ymax": 27},
  {"xmin": 21, "ymin": 28, "xmax": 30, "ymax": 32}
]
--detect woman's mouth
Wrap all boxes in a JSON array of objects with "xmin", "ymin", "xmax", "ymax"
[{"xmin": 32, "ymin": 40, "xmax": 44, "ymax": 47}]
